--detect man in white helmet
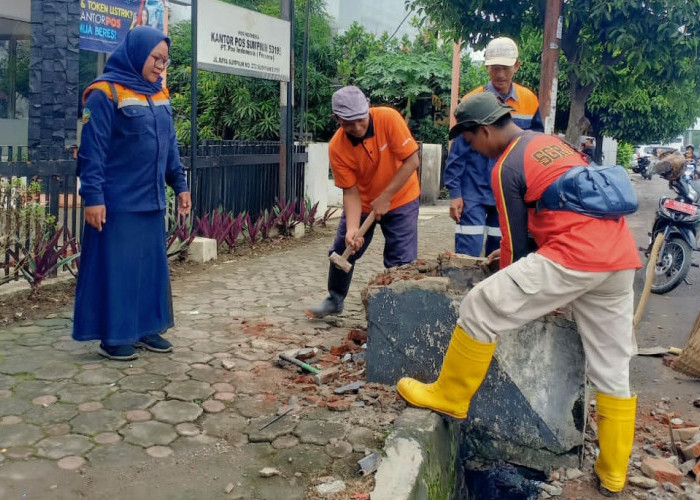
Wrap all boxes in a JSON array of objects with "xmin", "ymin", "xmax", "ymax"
[{"xmin": 444, "ymin": 36, "xmax": 543, "ymax": 257}]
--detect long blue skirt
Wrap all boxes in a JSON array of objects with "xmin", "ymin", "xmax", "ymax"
[{"xmin": 72, "ymin": 210, "xmax": 174, "ymax": 346}]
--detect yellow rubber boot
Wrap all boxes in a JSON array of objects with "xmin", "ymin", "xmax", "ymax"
[
  {"xmin": 396, "ymin": 325, "xmax": 496, "ymax": 419},
  {"xmin": 594, "ymin": 392, "xmax": 637, "ymax": 494}
]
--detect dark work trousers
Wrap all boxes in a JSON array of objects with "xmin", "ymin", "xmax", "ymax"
[
  {"xmin": 329, "ymin": 197, "xmax": 419, "ymax": 268},
  {"xmin": 455, "ymin": 201, "xmax": 501, "ymax": 257},
  {"xmin": 324, "ymin": 198, "xmax": 419, "ymax": 306}
]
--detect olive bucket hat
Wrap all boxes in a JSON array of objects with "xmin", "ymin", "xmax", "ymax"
[{"xmin": 448, "ymin": 93, "xmax": 514, "ymax": 140}]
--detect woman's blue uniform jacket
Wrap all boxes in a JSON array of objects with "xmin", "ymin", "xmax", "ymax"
[{"xmin": 78, "ymin": 81, "xmax": 188, "ymax": 211}]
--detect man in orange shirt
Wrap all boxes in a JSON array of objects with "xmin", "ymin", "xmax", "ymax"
[
  {"xmin": 305, "ymin": 86, "xmax": 420, "ymax": 318},
  {"xmin": 397, "ymin": 93, "xmax": 641, "ymax": 496}
]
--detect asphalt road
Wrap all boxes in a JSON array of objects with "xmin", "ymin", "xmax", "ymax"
[{"xmin": 627, "ymin": 172, "xmax": 700, "ymax": 416}]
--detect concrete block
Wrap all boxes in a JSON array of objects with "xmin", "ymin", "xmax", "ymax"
[
  {"xmin": 673, "ymin": 427, "xmax": 700, "ymax": 442},
  {"xmin": 438, "ymin": 253, "xmax": 490, "ymax": 292},
  {"xmin": 419, "ymin": 144, "xmax": 442, "ymax": 205},
  {"xmin": 291, "ymin": 223, "xmax": 305, "ymax": 239},
  {"xmin": 188, "ymin": 237, "xmax": 217, "ymax": 263},
  {"xmin": 371, "ymin": 408, "xmax": 458, "ymax": 500},
  {"xmin": 304, "ymin": 142, "xmax": 330, "ymax": 215},
  {"xmin": 641, "ymin": 457, "xmax": 683, "ymax": 486},
  {"xmin": 365, "ymin": 259, "xmax": 586, "ymax": 472},
  {"xmin": 682, "ymin": 441, "xmax": 700, "ymax": 461}
]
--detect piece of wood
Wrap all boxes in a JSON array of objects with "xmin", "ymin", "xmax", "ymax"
[
  {"xmin": 637, "ymin": 346, "xmax": 683, "ymax": 356},
  {"xmin": 329, "ymin": 211, "xmax": 377, "ymax": 272},
  {"xmin": 634, "ymin": 233, "xmax": 665, "ymax": 333},
  {"xmin": 340, "ymin": 211, "xmax": 376, "ymax": 260}
]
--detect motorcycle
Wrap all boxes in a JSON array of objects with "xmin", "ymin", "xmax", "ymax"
[
  {"xmin": 636, "ymin": 156, "xmax": 655, "ymax": 180},
  {"xmin": 644, "ymin": 175, "xmax": 700, "ymax": 294}
]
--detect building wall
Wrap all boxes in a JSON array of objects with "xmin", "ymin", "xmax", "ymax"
[
  {"xmin": 0, "ymin": 0, "xmax": 31, "ymax": 22},
  {"xmin": 28, "ymin": 0, "xmax": 81, "ymax": 151},
  {"xmin": 325, "ymin": 0, "xmax": 417, "ymax": 38}
]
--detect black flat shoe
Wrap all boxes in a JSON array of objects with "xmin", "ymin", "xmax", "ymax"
[
  {"xmin": 134, "ymin": 334, "xmax": 173, "ymax": 353},
  {"xmin": 97, "ymin": 343, "xmax": 139, "ymax": 361}
]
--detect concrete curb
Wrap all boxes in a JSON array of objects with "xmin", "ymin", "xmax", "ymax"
[{"xmin": 371, "ymin": 408, "xmax": 458, "ymax": 500}]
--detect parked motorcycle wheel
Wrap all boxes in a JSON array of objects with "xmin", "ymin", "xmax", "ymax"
[{"xmin": 651, "ymin": 237, "xmax": 692, "ymax": 294}]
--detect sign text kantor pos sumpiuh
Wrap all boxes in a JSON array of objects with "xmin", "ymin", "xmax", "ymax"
[{"xmin": 197, "ymin": 0, "xmax": 291, "ymax": 82}]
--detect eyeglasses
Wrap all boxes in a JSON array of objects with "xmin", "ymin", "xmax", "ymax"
[{"xmin": 151, "ymin": 56, "xmax": 171, "ymax": 69}]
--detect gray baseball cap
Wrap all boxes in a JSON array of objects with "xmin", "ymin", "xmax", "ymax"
[
  {"xmin": 448, "ymin": 93, "xmax": 513, "ymax": 140},
  {"xmin": 332, "ymin": 86, "xmax": 370, "ymax": 121}
]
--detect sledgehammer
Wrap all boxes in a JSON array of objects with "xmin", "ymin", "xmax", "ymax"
[{"xmin": 329, "ymin": 211, "xmax": 376, "ymax": 273}]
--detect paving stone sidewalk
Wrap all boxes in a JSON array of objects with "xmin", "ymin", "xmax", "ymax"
[{"xmin": 0, "ymin": 205, "xmax": 454, "ymax": 500}]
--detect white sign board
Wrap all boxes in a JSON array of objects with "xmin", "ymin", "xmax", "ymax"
[{"xmin": 197, "ymin": 0, "xmax": 290, "ymax": 82}]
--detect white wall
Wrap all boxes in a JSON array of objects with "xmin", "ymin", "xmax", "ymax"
[
  {"xmin": 304, "ymin": 142, "xmax": 332, "ymax": 214},
  {"xmin": 602, "ymin": 137, "xmax": 618, "ymax": 165},
  {"xmin": 0, "ymin": 1, "xmax": 31, "ymax": 22},
  {"xmin": 419, "ymin": 144, "xmax": 442, "ymax": 205},
  {"xmin": 0, "ymin": 118, "xmax": 28, "ymax": 148}
]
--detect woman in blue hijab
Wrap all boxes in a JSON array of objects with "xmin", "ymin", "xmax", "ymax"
[{"xmin": 73, "ymin": 26, "xmax": 191, "ymax": 361}]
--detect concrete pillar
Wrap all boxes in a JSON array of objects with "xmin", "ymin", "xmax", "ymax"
[
  {"xmin": 28, "ymin": 0, "xmax": 81, "ymax": 154},
  {"xmin": 419, "ymin": 143, "xmax": 442, "ymax": 205},
  {"xmin": 303, "ymin": 142, "xmax": 330, "ymax": 214},
  {"xmin": 364, "ymin": 256, "xmax": 586, "ymax": 471}
]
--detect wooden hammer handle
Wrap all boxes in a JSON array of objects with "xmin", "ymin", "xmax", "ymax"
[{"xmin": 341, "ymin": 211, "xmax": 376, "ymax": 259}]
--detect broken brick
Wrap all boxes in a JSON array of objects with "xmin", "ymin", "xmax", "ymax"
[
  {"xmin": 663, "ymin": 355, "xmax": 676, "ymax": 367},
  {"xmin": 692, "ymin": 460, "xmax": 700, "ymax": 481},
  {"xmin": 330, "ymin": 344, "xmax": 352, "ymax": 356},
  {"xmin": 682, "ymin": 441, "xmax": 700, "ymax": 461},
  {"xmin": 303, "ymin": 395, "xmax": 324, "ymax": 405},
  {"xmin": 320, "ymin": 354, "xmax": 340, "ymax": 365},
  {"xmin": 313, "ymin": 366, "xmax": 341, "ymax": 385},
  {"xmin": 327, "ymin": 399, "xmax": 352, "ymax": 412},
  {"xmin": 641, "ymin": 457, "xmax": 684, "ymax": 486},
  {"xmin": 672, "ymin": 427, "xmax": 700, "ymax": 442},
  {"xmin": 347, "ymin": 329, "xmax": 368, "ymax": 345}
]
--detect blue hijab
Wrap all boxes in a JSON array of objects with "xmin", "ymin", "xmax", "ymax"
[{"xmin": 94, "ymin": 26, "xmax": 170, "ymax": 95}]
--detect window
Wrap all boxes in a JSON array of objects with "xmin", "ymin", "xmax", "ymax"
[{"xmin": 0, "ymin": 38, "xmax": 30, "ymax": 120}]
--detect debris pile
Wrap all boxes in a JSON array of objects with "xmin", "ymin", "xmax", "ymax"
[{"xmin": 277, "ymin": 328, "xmax": 404, "ymax": 419}]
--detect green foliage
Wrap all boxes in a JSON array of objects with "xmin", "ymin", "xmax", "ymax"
[
  {"xmin": 344, "ymin": 24, "xmax": 485, "ymax": 145},
  {"xmin": 408, "ymin": 0, "xmax": 700, "ymax": 144},
  {"xmin": 168, "ymin": 0, "xmax": 337, "ymax": 143},
  {"xmin": 8, "ymin": 226, "xmax": 80, "ymax": 293},
  {"xmin": 168, "ymin": 5, "xmax": 485, "ymax": 145},
  {"xmin": 616, "ymin": 142, "xmax": 634, "ymax": 168},
  {"xmin": 0, "ymin": 40, "xmax": 29, "ymax": 117},
  {"xmin": 0, "ymin": 178, "xmax": 79, "ymax": 292},
  {"xmin": 0, "ymin": 178, "xmax": 54, "ymax": 255}
]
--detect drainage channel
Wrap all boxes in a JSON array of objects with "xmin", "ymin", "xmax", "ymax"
[{"xmin": 363, "ymin": 254, "xmax": 586, "ymax": 499}]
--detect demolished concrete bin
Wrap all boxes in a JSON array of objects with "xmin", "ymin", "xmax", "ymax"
[{"xmin": 364, "ymin": 254, "xmax": 587, "ymax": 472}]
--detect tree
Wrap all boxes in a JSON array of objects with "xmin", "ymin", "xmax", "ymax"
[
  {"xmin": 408, "ymin": 0, "xmax": 700, "ymax": 145},
  {"xmin": 167, "ymin": 0, "xmax": 337, "ymax": 143}
]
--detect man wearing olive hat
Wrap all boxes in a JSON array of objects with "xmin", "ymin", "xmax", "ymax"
[
  {"xmin": 444, "ymin": 36, "xmax": 542, "ymax": 257},
  {"xmin": 305, "ymin": 86, "xmax": 420, "ymax": 318},
  {"xmin": 397, "ymin": 92, "xmax": 641, "ymax": 496}
]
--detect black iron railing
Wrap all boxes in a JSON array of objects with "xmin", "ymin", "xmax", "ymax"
[
  {"xmin": 0, "ymin": 140, "xmax": 308, "ymax": 248},
  {"xmin": 180, "ymin": 140, "xmax": 307, "ymax": 219}
]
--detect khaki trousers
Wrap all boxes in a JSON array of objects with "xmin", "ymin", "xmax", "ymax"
[{"xmin": 458, "ymin": 252, "xmax": 636, "ymax": 397}]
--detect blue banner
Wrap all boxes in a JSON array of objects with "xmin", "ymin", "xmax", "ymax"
[{"xmin": 80, "ymin": 0, "xmax": 167, "ymax": 54}]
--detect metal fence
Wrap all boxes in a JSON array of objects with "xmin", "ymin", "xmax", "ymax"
[
  {"xmin": 180, "ymin": 140, "xmax": 308, "ymax": 219},
  {"xmin": 0, "ymin": 141, "xmax": 308, "ymax": 248}
]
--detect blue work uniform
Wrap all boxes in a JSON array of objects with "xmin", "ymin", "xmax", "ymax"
[{"xmin": 443, "ymin": 82, "xmax": 543, "ymax": 256}]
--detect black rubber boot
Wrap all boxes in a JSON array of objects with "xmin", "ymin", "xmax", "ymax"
[{"xmin": 305, "ymin": 264, "xmax": 354, "ymax": 318}]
